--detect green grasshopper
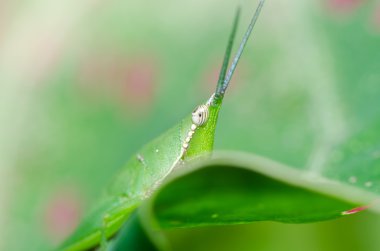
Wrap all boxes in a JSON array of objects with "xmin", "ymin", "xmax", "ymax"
[{"xmin": 59, "ymin": 1, "xmax": 265, "ymax": 250}]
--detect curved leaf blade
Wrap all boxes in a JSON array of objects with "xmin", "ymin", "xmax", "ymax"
[
  {"xmin": 151, "ymin": 152, "xmax": 378, "ymax": 229},
  {"xmin": 110, "ymin": 151, "xmax": 379, "ymax": 250}
]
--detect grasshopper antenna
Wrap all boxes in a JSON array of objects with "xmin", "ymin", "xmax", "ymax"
[
  {"xmin": 215, "ymin": 0, "xmax": 265, "ymax": 99},
  {"xmin": 214, "ymin": 7, "xmax": 241, "ymax": 100}
]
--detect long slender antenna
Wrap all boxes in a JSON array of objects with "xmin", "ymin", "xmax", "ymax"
[
  {"xmin": 216, "ymin": 0, "xmax": 265, "ymax": 97},
  {"xmin": 215, "ymin": 7, "xmax": 241, "ymax": 98}
]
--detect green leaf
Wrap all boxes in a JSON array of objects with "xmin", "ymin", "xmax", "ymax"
[{"xmin": 110, "ymin": 151, "xmax": 379, "ymax": 250}]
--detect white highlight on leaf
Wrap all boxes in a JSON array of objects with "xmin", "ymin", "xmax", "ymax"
[
  {"xmin": 365, "ymin": 181, "xmax": 373, "ymax": 188},
  {"xmin": 372, "ymin": 150, "xmax": 380, "ymax": 159},
  {"xmin": 211, "ymin": 213, "xmax": 219, "ymax": 219},
  {"xmin": 349, "ymin": 176, "xmax": 357, "ymax": 184}
]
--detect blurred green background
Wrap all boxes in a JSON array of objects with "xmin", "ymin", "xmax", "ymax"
[{"xmin": 1, "ymin": 0, "xmax": 380, "ymax": 250}]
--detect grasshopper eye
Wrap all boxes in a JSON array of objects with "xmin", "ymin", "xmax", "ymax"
[{"xmin": 192, "ymin": 104, "xmax": 209, "ymax": 126}]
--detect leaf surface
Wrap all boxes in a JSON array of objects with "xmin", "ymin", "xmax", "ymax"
[{"xmin": 111, "ymin": 151, "xmax": 379, "ymax": 250}]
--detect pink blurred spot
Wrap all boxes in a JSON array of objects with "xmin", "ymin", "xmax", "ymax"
[
  {"xmin": 202, "ymin": 65, "xmax": 220, "ymax": 93},
  {"xmin": 371, "ymin": 5, "xmax": 380, "ymax": 31},
  {"xmin": 43, "ymin": 189, "xmax": 83, "ymax": 243},
  {"xmin": 31, "ymin": 34, "xmax": 63, "ymax": 83},
  {"xmin": 79, "ymin": 53, "xmax": 158, "ymax": 117},
  {"xmin": 341, "ymin": 205, "xmax": 369, "ymax": 215},
  {"xmin": 326, "ymin": 0, "xmax": 363, "ymax": 13},
  {"xmin": 201, "ymin": 60, "xmax": 247, "ymax": 95},
  {"xmin": 123, "ymin": 57, "xmax": 157, "ymax": 109}
]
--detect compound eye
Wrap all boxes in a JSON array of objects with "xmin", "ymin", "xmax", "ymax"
[{"xmin": 192, "ymin": 104, "xmax": 209, "ymax": 126}]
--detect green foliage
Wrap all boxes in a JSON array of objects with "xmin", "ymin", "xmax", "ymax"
[
  {"xmin": 110, "ymin": 152, "xmax": 377, "ymax": 250},
  {"xmin": 5, "ymin": 1, "xmax": 380, "ymax": 251}
]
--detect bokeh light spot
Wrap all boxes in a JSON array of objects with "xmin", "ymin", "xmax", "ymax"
[
  {"xmin": 124, "ymin": 56, "xmax": 157, "ymax": 110},
  {"xmin": 79, "ymin": 53, "xmax": 158, "ymax": 117},
  {"xmin": 43, "ymin": 188, "xmax": 83, "ymax": 244},
  {"xmin": 326, "ymin": 0, "xmax": 363, "ymax": 13},
  {"xmin": 201, "ymin": 59, "xmax": 246, "ymax": 95},
  {"xmin": 371, "ymin": 5, "xmax": 380, "ymax": 32}
]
